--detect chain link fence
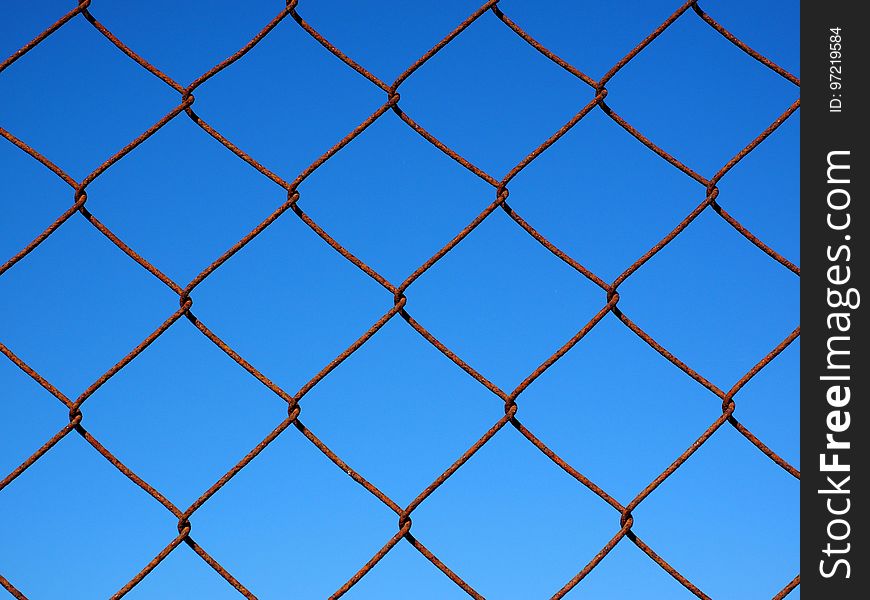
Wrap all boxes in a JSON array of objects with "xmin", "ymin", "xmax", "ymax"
[{"xmin": 0, "ymin": 1, "xmax": 799, "ymax": 598}]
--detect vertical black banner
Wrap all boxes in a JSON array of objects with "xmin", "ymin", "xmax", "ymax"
[{"xmin": 802, "ymin": 1, "xmax": 867, "ymax": 597}]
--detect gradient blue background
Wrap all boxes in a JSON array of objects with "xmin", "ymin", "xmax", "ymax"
[{"xmin": 1, "ymin": 1, "xmax": 799, "ymax": 598}]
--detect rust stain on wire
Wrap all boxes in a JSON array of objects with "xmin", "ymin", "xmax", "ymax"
[{"xmin": 0, "ymin": 1, "xmax": 799, "ymax": 598}]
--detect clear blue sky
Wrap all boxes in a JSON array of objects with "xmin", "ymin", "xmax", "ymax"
[{"xmin": 1, "ymin": 1, "xmax": 799, "ymax": 598}]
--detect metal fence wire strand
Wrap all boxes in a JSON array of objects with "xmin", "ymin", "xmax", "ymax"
[{"xmin": 0, "ymin": 1, "xmax": 799, "ymax": 598}]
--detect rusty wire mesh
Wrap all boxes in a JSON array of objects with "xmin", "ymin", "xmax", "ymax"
[{"xmin": 0, "ymin": 1, "xmax": 799, "ymax": 598}]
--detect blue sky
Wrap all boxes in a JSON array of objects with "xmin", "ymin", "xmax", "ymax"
[{"xmin": 1, "ymin": 1, "xmax": 799, "ymax": 598}]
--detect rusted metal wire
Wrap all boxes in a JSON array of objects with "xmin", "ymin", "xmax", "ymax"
[{"xmin": 1, "ymin": 1, "xmax": 799, "ymax": 598}]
